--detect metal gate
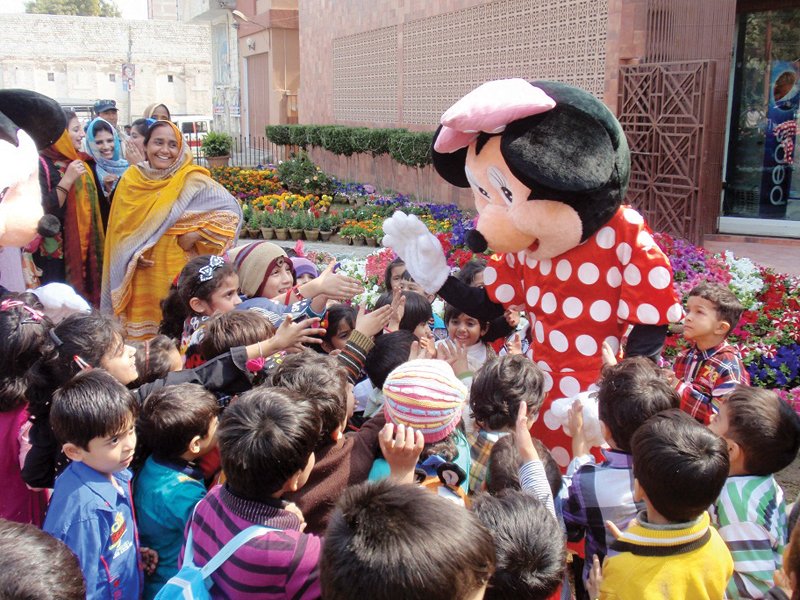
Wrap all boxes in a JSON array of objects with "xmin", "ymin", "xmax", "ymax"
[{"xmin": 618, "ymin": 61, "xmax": 715, "ymax": 244}]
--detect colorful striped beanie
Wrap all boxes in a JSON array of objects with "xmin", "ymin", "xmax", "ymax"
[{"xmin": 382, "ymin": 359, "xmax": 468, "ymax": 444}]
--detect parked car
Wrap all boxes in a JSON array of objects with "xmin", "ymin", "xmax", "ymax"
[{"xmin": 173, "ymin": 115, "xmax": 213, "ymax": 157}]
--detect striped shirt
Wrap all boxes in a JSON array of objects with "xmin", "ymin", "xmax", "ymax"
[
  {"xmin": 181, "ymin": 485, "xmax": 321, "ymax": 599},
  {"xmin": 710, "ymin": 475, "xmax": 787, "ymax": 599}
]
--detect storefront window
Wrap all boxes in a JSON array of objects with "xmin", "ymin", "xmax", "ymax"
[{"xmin": 724, "ymin": 8, "xmax": 800, "ymax": 225}]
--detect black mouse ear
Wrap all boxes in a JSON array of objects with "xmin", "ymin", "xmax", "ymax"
[
  {"xmin": 466, "ymin": 229, "xmax": 488, "ymax": 253},
  {"xmin": 414, "ymin": 467, "xmax": 428, "ymax": 484},
  {"xmin": 431, "ymin": 124, "xmax": 470, "ymax": 188},
  {"xmin": 0, "ymin": 89, "xmax": 66, "ymax": 151},
  {"xmin": 436, "ymin": 462, "xmax": 467, "ymax": 488}
]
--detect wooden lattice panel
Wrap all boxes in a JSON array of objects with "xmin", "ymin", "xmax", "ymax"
[
  {"xmin": 618, "ymin": 61, "xmax": 713, "ymax": 244},
  {"xmin": 333, "ymin": 26, "xmax": 398, "ymax": 123},
  {"xmin": 402, "ymin": 0, "xmax": 608, "ymax": 125}
]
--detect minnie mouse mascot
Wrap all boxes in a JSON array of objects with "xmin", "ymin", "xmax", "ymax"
[{"xmin": 383, "ymin": 79, "xmax": 682, "ymax": 467}]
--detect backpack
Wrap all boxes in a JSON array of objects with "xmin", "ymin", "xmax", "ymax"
[{"xmin": 154, "ymin": 519, "xmax": 276, "ymax": 600}]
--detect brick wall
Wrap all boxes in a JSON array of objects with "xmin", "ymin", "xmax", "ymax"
[{"xmin": 0, "ymin": 14, "xmax": 212, "ymax": 122}]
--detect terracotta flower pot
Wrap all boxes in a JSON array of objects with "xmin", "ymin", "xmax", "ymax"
[
  {"xmin": 206, "ymin": 155, "xmax": 230, "ymax": 168},
  {"xmin": 365, "ymin": 236, "xmax": 378, "ymax": 247},
  {"xmin": 274, "ymin": 228, "xmax": 289, "ymax": 241},
  {"xmin": 246, "ymin": 227, "xmax": 261, "ymax": 239},
  {"xmin": 289, "ymin": 228, "xmax": 304, "ymax": 241},
  {"xmin": 319, "ymin": 231, "xmax": 333, "ymax": 242},
  {"xmin": 304, "ymin": 229, "xmax": 320, "ymax": 241},
  {"xmin": 260, "ymin": 227, "xmax": 275, "ymax": 240}
]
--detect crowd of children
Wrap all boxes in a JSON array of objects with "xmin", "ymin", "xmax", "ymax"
[{"xmin": 1, "ymin": 246, "xmax": 799, "ymax": 600}]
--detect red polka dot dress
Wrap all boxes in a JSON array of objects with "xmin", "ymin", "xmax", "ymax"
[{"xmin": 482, "ymin": 206, "xmax": 681, "ymax": 468}]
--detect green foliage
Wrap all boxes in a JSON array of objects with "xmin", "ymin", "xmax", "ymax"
[
  {"xmin": 265, "ymin": 125, "xmax": 291, "ymax": 146},
  {"xmin": 201, "ymin": 131, "xmax": 232, "ymax": 157},
  {"xmin": 289, "ymin": 125, "xmax": 308, "ymax": 149},
  {"xmin": 389, "ymin": 130, "xmax": 433, "ymax": 168},
  {"xmin": 320, "ymin": 126, "xmax": 354, "ymax": 156},
  {"xmin": 306, "ymin": 125, "xmax": 325, "ymax": 147},
  {"xmin": 276, "ymin": 152, "xmax": 334, "ymax": 195},
  {"xmin": 25, "ymin": 0, "xmax": 120, "ymax": 16}
]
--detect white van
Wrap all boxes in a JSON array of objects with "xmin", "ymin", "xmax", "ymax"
[{"xmin": 173, "ymin": 115, "xmax": 213, "ymax": 157}]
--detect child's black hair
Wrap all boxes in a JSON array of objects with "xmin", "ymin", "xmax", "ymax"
[
  {"xmin": 632, "ymin": 409, "xmax": 729, "ymax": 522},
  {"xmin": 443, "ymin": 302, "xmax": 490, "ymax": 342},
  {"xmin": 217, "ymin": 386, "xmax": 320, "ymax": 500},
  {"xmin": 319, "ymin": 303, "xmax": 357, "ymax": 352},
  {"xmin": 373, "ymin": 290, "xmax": 393, "ymax": 310},
  {"xmin": 455, "ymin": 258, "xmax": 488, "ymax": 287},
  {"xmin": 472, "ymin": 490, "xmax": 565, "ymax": 600},
  {"xmin": 0, "ymin": 520, "xmax": 86, "ymax": 600},
  {"xmin": 398, "ymin": 291, "xmax": 433, "ymax": 333},
  {"xmin": 597, "ymin": 357, "xmax": 679, "ymax": 452},
  {"xmin": 688, "ymin": 282, "xmax": 744, "ymax": 336},
  {"xmin": 383, "ymin": 257, "xmax": 405, "ymax": 292},
  {"xmin": 130, "ymin": 334, "xmax": 178, "ymax": 387},
  {"xmin": 270, "ymin": 351, "xmax": 349, "ymax": 449},
  {"xmin": 321, "ymin": 479, "xmax": 495, "ymax": 600},
  {"xmin": 363, "ymin": 330, "xmax": 416, "ymax": 390},
  {"xmin": 159, "ymin": 255, "xmax": 237, "ymax": 342},
  {"xmin": 130, "ymin": 117, "xmax": 151, "ymax": 138},
  {"xmin": 722, "ymin": 385, "xmax": 800, "ymax": 476},
  {"xmin": 486, "ymin": 434, "xmax": 562, "ymax": 499},
  {"xmin": 50, "ymin": 370, "xmax": 139, "ymax": 450},
  {"xmin": 0, "ymin": 296, "xmax": 51, "ymax": 412},
  {"xmin": 470, "ymin": 355, "xmax": 545, "ymax": 431},
  {"xmin": 199, "ymin": 310, "xmax": 274, "ymax": 360},
  {"xmin": 138, "ymin": 383, "xmax": 219, "ymax": 460}
]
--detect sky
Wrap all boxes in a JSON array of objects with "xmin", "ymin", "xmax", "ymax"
[{"xmin": 0, "ymin": 0, "xmax": 148, "ymax": 18}]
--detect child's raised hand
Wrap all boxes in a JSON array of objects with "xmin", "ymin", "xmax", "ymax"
[
  {"xmin": 587, "ymin": 554, "xmax": 603, "ymax": 600},
  {"xmin": 270, "ymin": 317, "xmax": 325, "ymax": 353},
  {"xmin": 140, "ymin": 547, "xmax": 159, "ymax": 576},
  {"xmin": 418, "ymin": 334, "xmax": 437, "ymax": 359},
  {"xmin": 504, "ymin": 333, "xmax": 522, "ymax": 355},
  {"xmin": 379, "ymin": 423, "xmax": 424, "ymax": 484},
  {"xmin": 504, "ymin": 308, "xmax": 521, "ymax": 328},
  {"xmin": 601, "ymin": 341, "xmax": 619, "ymax": 367},
  {"xmin": 437, "ymin": 339, "xmax": 469, "ymax": 376},
  {"xmin": 568, "ymin": 399, "xmax": 591, "ymax": 458},
  {"xmin": 314, "ymin": 261, "xmax": 364, "ymax": 302},
  {"xmin": 354, "ymin": 302, "xmax": 392, "ymax": 338},
  {"xmin": 387, "ymin": 289, "xmax": 405, "ymax": 332},
  {"xmin": 515, "ymin": 400, "xmax": 540, "ymax": 464}
]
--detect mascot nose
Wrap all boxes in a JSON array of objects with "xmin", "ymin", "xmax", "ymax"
[{"xmin": 466, "ymin": 229, "xmax": 488, "ymax": 253}]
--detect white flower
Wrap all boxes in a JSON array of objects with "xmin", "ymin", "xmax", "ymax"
[{"xmin": 724, "ymin": 251, "xmax": 764, "ymax": 310}]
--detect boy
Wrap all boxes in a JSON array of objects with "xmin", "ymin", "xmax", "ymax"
[
  {"xmin": 181, "ymin": 387, "xmax": 322, "ymax": 599},
  {"xmin": 43, "ymin": 370, "xmax": 142, "ymax": 600},
  {"xmin": 673, "ymin": 281, "xmax": 749, "ymax": 424},
  {"xmin": 564, "ymin": 357, "xmax": 679, "ymax": 587},
  {"xmin": 593, "ymin": 409, "xmax": 733, "ymax": 599},
  {"xmin": 468, "ymin": 354, "xmax": 545, "ymax": 493},
  {"xmin": 708, "ymin": 386, "xmax": 800, "ymax": 598},
  {"xmin": 134, "ymin": 383, "xmax": 220, "ymax": 599},
  {"xmin": 321, "ymin": 479, "xmax": 495, "ymax": 600},
  {"xmin": 274, "ymin": 352, "xmax": 387, "ymax": 535}
]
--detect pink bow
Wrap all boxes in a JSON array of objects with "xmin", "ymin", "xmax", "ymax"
[{"xmin": 0, "ymin": 299, "xmax": 44, "ymax": 321}]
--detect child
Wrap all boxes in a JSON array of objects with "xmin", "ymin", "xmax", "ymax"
[
  {"xmin": 438, "ymin": 302, "xmax": 494, "ymax": 373},
  {"xmin": 399, "ymin": 270, "xmax": 447, "ymax": 340},
  {"xmin": 673, "ymin": 281, "xmax": 749, "ymax": 424},
  {"xmin": 131, "ymin": 334, "xmax": 182, "ymax": 386},
  {"xmin": 43, "ymin": 370, "xmax": 143, "ymax": 600},
  {"xmin": 467, "ymin": 354, "xmax": 545, "ymax": 491},
  {"xmin": 708, "ymin": 386, "xmax": 800, "ymax": 598},
  {"xmin": 485, "ymin": 434, "xmax": 563, "ymax": 500},
  {"xmin": 274, "ymin": 351, "xmax": 386, "ymax": 534},
  {"xmin": 397, "ymin": 290, "xmax": 435, "ymax": 343},
  {"xmin": 317, "ymin": 303, "xmax": 356, "ymax": 354},
  {"xmin": 291, "ymin": 256, "xmax": 319, "ymax": 285},
  {"xmin": 0, "ymin": 520, "xmax": 86, "ymax": 600},
  {"xmin": 768, "ymin": 523, "xmax": 800, "ymax": 600},
  {"xmin": 564, "ymin": 357, "xmax": 679, "ymax": 588},
  {"xmin": 383, "ymin": 256, "xmax": 405, "ymax": 292},
  {"xmin": 360, "ymin": 329, "xmax": 417, "ymax": 417},
  {"xmin": 472, "ymin": 490, "xmax": 565, "ymax": 600},
  {"xmin": 591, "ymin": 409, "xmax": 733, "ymax": 599},
  {"xmin": 321, "ymin": 479, "xmax": 495, "ymax": 600},
  {"xmin": 199, "ymin": 309, "xmax": 275, "ymax": 363},
  {"xmin": 181, "ymin": 387, "xmax": 323, "ymax": 599},
  {"xmin": 134, "ymin": 383, "xmax": 220, "ymax": 599},
  {"xmin": 0, "ymin": 297, "xmax": 49, "ymax": 525}
]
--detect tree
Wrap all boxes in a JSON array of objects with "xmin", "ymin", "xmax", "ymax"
[{"xmin": 25, "ymin": 0, "xmax": 121, "ymax": 17}]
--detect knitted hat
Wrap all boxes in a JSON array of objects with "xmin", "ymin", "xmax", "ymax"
[
  {"xmin": 229, "ymin": 242, "xmax": 293, "ymax": 298},
  {"xmin": 291, "ymin": 257, "xmax": 318, "ymax": 280},
  {"xmin": 382, "ymin": 359, "xmax": 467, "ymax": 444}
]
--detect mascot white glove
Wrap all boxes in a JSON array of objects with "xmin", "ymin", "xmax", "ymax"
[
  {"xmin": 382, "ymin": 211, "xmax": 450, "ymax": 294},
  {"xmin": 548, "ymin": 391, "xmax": 605, "ymax": 448},
  {"xmin": 32, "ymin": 282, "xmax": 91, "ymax": 324}
]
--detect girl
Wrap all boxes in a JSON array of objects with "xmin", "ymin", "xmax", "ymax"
[
  {"xmin": 128, "ymin": 117, "xmax": 156, "ymax": 159},
  {"xmin": 318, "ymin": 303, "xmax": 357, "ymax": 354},
  {"xmin": 383, "ymin": 257, "xmax": 405, "ymax": 293},
  {"xmin": 85, "ymin": 117, "xmax": 129, "ymax": 210},
  {"xmin": 397, "ymin": 291, "xmax": 436, "ymax": 354},
  {"xmin": 291, "ymin": 256, "xmax": 319, "ymax": 285},
  {"xmin": 0, "ymin": 296, "xmax": 50, "ymax": 525},
  {"xmin": 130, "ymin": 335, "xmax": 182, "ymax": 387},
  {"xmin": 439, "ymin": 302, "xmax": 494, "ymax": 373}
]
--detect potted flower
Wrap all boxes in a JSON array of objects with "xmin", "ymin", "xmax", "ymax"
[
  {"xmin": 258, "ymin": 210, "xmax": 274, "ymax": 240},
  {"xmin": 318, "ymin": 215, "xmax": 334, "ymax": 242},
  {"xmin": 288, "ymin": 211, "xmax": 306, "ymax": 241},
  {"xmin": 271, "ymin": 210, "xmax": 290, "ymax": 241},
  {"xmin": 202, "ymin": 131, "xmax": 233, "ymax": 168},
  {"xmin": 245, "ymin": 210, "xmax": 261, "ymax": 239},
  {"xmin": 304, "ymin": 213, "xmax": 320, "ymax": 242}
]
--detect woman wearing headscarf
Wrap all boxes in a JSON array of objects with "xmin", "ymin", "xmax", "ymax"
[
  {"xmin": 36, "ymin": 110, "xmax": 105, "ymax": 306},
  {"xmin": 102, "ymin": 120, "xmax": 242, "ymax": 340},
  {"xmin": 143, "ymin": 103, "xmax": 171, "ymax": 121},
  {"xmin": 84, "ymin": 117, "xmax": 129, "ymax": 226}
]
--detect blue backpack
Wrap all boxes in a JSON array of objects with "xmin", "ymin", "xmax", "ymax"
[{"xmin": 154, "ymin": 520, "xmax": 276, "ymax": 600}]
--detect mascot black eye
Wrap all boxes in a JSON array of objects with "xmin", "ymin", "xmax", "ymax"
[
  {"xmin": 477, "ymin": 186, "xmax": 490, "ymax": 199},
  {"xmin": 500, "ymin": 186, "xmax": 513, "ymax": 204}
]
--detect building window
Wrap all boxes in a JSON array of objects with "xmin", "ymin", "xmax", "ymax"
[
  {"xmin": 47, "ymin": 72, "xmax": 54, "ymax": 81},
  {"xmin": 167, "ymin": 75, "xmax": 174, "ymax": 83},
  {"xmin": 109, "ymin": 73, "xmax": 116, "ymax": 82}
]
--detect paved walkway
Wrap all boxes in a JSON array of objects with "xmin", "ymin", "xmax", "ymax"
[{"xmin": 237, "ymin": 236, "xmax": 380, "ymax": 259}]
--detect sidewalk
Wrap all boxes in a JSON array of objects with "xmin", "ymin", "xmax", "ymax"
[
  {"xmin": 237, "ymin": 236, "xmax": 379, "ymax": 260},
  {"xmin": 703, "ymin": 235, "xmax": 800, "ymax": 277}
]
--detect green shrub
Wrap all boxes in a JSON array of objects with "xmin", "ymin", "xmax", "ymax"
[
  {"xmin": 289, "ymin": 125, "xmax": 309, "ymax": 149},
  {"xmin": 276, "ymin": 151, "xmax": 334, "ymax": 195},
  {"xmin": 265, "ymin": 125, "xmax": 291, "ymax": 146},
  {"xmin": 388, "ymin": 130, "xmax": 432, "ymax": 168},
  {"xmin": 201, "ymin": 131, "xmax": 233, "ymax": 157}
]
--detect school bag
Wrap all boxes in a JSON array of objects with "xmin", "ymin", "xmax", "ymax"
[{"xmin": 154, "ymin": 519, "xmax": 276, "ymax": 600}]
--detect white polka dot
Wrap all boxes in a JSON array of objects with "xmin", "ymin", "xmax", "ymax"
[
  {"xmin": 576, "ymin": 335, "xmax": 598, "ymax": 356},
  {"xmin": 563, "ymin": 297, "xmax": 583, "ymax": 319},
  {"xmin": 542, "ymin": 371, "xmax": 553, "ymax": 392},
  {"xmin": 556, "ymin": 259, "xmax": 572, "ymax": 281},
  {"xmin": 648, "ymin": 266, "xmax": 671, "ymax": 289},
  {"xmin": 551, "ymin": 446, "xmax": 571, "ymax": 468},
  {"xmin": 483, "ymin": 266, "xmax": 497, "ymax": 285},
  {"xmin": 604, "ymin": 336, "xmax": 620, "ymax": 354},
  {"xmin": 543, "ymin": 410, "xmax": 561, "ymax": 431},
  {"xmin": 541, "ymin": 292, "xmax": 557, "ymax": 314},
  {"xmin": 623, "ymin": 208, "xmax": 644, "ymax": 225},
  {"xmin": 536, "ymin": 360, "xmax": 551, "ymax": 372},
  {"xmin": 618, "ymin": 300, "xmax": 630, "ymax": 320},
  {"xmin": 562, "ymin": 368, "xmax": 574, "ymax": 373},
  {"xmin": 590, "ymin": 300, "xmax": 612, "ymax": 322},
  {"xmin": 539, "ymin": 259, "xmax": 552, "ymax": 275},
  {"xmin": 667, "ymin": 302, "xmax": 684, "ymax": 322},
  {"xmin": 525, "ymin": 255, "xmax": 538, "ymax": 269},
  {"xmin": 534, "ymin": 321, "xmax": 545, "ymax": 343},
  {"xmin": 637, "ymin": 230, "xmax": 655, "ymax": 250},
  {"xmin": 495, "ymin": 284, "xmax": 515, "ymax": 304},
  {"xmin": 587, "ymin": 382, "xmax": 600, "ymax": 393},
  {"xmin": 606, "ymin": 266, "xmax": 622, "ymax": 288},
  {"xmin": 624, "ymin": 264, "xmax": 641, "ymax": 286},
  {"xmin": 517, "ymin": 251, "xmax": 527, "ymax": 264},
  {"xmin": 578, "ymin": 263, "xmax": 600, "ymax": 285},
  {"xmin": 616, "ymin": 243, "xmax": 632, "ymax": 265},
  {"xmin": 560, "ymin": 376, "xmax": 580, "ymax": 397},
  {"xmin": 596, "ymin": 226, "xmax": 616, "ymax": 249},
  {"xmin": 526, "ymin": 286, "xmax": 540, "ymax": 307},
  {"xmin": 506, "ymin": 253, "xmax": 516, "ymax": 268},
  {"xmin": 549, "ymin": 330, "xmax": 569, "ymax": 353},
  {"xmin": 636, "ymin": 303, "xmax": 660, "ymax": 324}
]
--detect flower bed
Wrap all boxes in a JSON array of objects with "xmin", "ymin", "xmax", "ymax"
[{"xmin": 210, "ymin": 167, "xmax": 282, "ymax": 203}]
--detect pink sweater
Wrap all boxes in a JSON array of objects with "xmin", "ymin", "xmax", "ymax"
[{"xmin": 0, "ymin": 406, "xmax": 47, "ymax": 525}]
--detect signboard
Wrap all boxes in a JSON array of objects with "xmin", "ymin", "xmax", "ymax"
[{"xmin": 122, "ymin": 63, "xmax": 135, "ymax": 93}]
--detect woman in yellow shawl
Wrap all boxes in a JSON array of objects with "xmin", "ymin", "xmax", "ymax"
[{"xmin": 102, "ymin": 121, "xmax": 241, "ymax": 340}]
